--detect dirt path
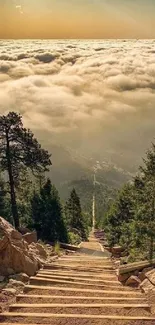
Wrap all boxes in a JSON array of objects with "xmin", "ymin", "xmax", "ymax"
[{"xmin": 0, "ymin": 232, "xmax": 155, "ymax": 325}]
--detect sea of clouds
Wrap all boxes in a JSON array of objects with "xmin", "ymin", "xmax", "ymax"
[{"xmin": 0, "ymin": 39, "xmax": 155, "ymax": 169}]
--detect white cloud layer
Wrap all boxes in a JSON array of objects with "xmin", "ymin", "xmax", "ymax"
[{"xmin": 0, "ymin": 39, "xmax": 155, "ymax": 170}]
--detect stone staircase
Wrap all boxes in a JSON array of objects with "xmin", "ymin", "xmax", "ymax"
[{"xmin": 0, "ymin": 234, "xmax": 155, "ymax": 325}]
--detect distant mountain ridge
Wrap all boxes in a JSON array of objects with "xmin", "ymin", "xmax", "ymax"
[
  {"xmin": 48, "ymin": 143, "xmax": 132, "ymax": 200},
  {"xmin": 44, "ymin": 143, "xmax": 133, "ymax": 225}
]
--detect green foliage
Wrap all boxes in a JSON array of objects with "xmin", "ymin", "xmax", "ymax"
[
  {"xmin": 68, "ymin": 231, "xmax": 81, "ymax": 245},
  {"xmin": 31, "ymin": 179, "xmax": 68, "ymax": 243},
  {"xmin": 105, "ymin": 183, "xmax": 134, "ymax": 248},
  {"xmin": 0, "ymin": 111, "xmax": 51, "ymax": 228},
  {"xmin": 105, "ymin": 142, "xmax": 155, "ymax": 262},
  {"xmin": 65, "ymin": 188, "xmax": 88, "ymax": 241},
  {"xmin": 0, "ymin": 176, "xmax": 12, "ymax": 222},
  {"xmin": 54, "ymin": 242, "xmax": 61, "ymax": 256}
]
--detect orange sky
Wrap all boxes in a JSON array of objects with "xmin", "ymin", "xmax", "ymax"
[{"xmin": 0, "ymin": 1, "xmax": 155, "ymax": 39}]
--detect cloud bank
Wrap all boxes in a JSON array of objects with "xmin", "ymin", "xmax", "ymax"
[{"xmin": 0, "ymin": 39, "xmax": 155, "ymax": 170}]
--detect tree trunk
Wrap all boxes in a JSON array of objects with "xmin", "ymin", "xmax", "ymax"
[
  {"xmin": 149, "ymin": 235, "xmax": 154, "ymax": 262},
  {"xmin": 6, "ymin": 132, "xmax": 19, "ymax": 229}
]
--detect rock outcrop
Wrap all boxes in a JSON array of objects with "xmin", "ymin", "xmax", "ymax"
[
  {"xmin": 0, "ymin": 217, "xmax": 47, "ymax": 277},
  {"xmin": 9, "ymin": 273, "xmax": 29, "ymax": 283},
  {"xmin": 139, "ymin": 269, "xmax": 155, "ymax": 293},
  {"xmin": 23, "ymin": 231, "xmax": 37, "ymax": 245},
  {"xmin": 126, "ymin": 275, "xmax": 141, "ymax": 287},
  {"xmin": 118, "ymin": 258, "xmax": 155, "ymax": 293}
]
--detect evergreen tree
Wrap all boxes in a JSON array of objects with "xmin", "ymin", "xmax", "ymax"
[
  {"xmin": 15, "ymin": 168, "xmax": 34, "ymax": 225},
  {"xmin": 134, "ymin": 144, "xmax": 155, "ymax": 260},
  {"xmin": 31, "ymin": 179, "xmax": 68, "ymax": 243},
  {"xmin": 0, "ymin": 176, "xmax": 10, "ymax": 221},
  {"xmin": 65, "ymin": 188, "xmax": 87, "ymax": 240},
  {"xmin": 105, "ymin": 183, "xmax": 135, "ymax": 250},
  {"xmin": 105, "ymin": 143, "xmax": 155, "ymax": 262},
  {"xmin": 0, "ymin": 112, "xmax": 51, "ymax": 228},
  {"xmin": 0, "ymin": 177, "xmax": 6, "ymax": 217}
]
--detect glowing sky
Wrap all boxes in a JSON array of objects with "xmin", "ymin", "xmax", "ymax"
[{"xmin": 0, "ymin": 0, "xmax": 155, "ymax": 38}]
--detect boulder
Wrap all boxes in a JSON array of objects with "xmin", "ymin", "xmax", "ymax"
[
  {"xmin": 138, "ymin": 267, "xmax": 154, "ymax": 282},
  {"xmin": 133, "ymin": 270, "xmax": 139, "ymax": 276},
  {"xmin": 140, "ymin": 279, "xmax": 155, "ymax": 293},
  {"xmin": 35, "ymin": 243, "xmax": 47, "ymax": 258},
  {"xmin": 118, "ymin": 272, "xmax": 131, "ymax": 283},
  {"xmin": 18, "ymin": 227, "xmax": 31, "ymax": 235},
  {"xmin": 126, "ymin": 275, "xmax": 141, "ymax": 287},
  {"xmin": 11, "ymin": 229, "xmax": 22, "ymax": 240},
  {"xmin": 138, "ymin": 271, "xmax": 146, "ymax": 282},
  {"xmin": 0, "ymin": 217, "xmax": 40, "ymax": 276},
  {"xmin": 29, "ymin": 242, "xmax": 47, "ymax": 262},
  {"xmin": 111, "ymin": 246, "xmax": 124, "ymax": 257},
  {"xmin": 0, "ymin": 234, "xmax": 9, "ymax": 251},
  {"xmin": 0, "ymin": 217, "xmax": 18, "ymax": 238},
  {"xmin": 2, "ymin": 288, "xmax": 16, "ymax": 295},
  {"xmin": 145, "ymin": 269, "xmax": 155, "ymax": 285},
  {"xmin": 7, "ymin": 279, "xmax": 25, "ymax": 291},
  {"xmin": 23, "ymin": 231, "xmax": 37, "ymax": 245},
  {"xmin": 9, "ymin": 273, "xmax": 29, "ymax": 283}
]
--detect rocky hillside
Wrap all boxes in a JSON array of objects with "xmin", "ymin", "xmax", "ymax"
[{"xmin": 0, "ymin": 217, "xmax": 58, "ymax": 279}]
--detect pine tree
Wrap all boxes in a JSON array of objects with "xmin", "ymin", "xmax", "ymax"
[
  {"xmin": 65, "ymin": 188, "xmax": 87, "ymax": 240},
  {"xmin": 105, "ymin": 143, "xmax": 155, "ymax": 261},
  {"xmin": 105, "ymin": 183, "xmax": 134, "ymax": 250},
  {"xmin": 31, "ymin": 179, "xmax": 68, "ymax": 243},
  {"xmin": 0, "ymin": 176, "xmax": 9, "ymax": 219},
  {"xmin": 135, "ymin": 144, "xmax": 155, "ymax": 260},
  {"xmin": 0, "ymin": 112, "xmax": 51, "ymax": 228},
  {"xmin": 30, "ymin": 191, "xmax": 43, "ymax": 237}
]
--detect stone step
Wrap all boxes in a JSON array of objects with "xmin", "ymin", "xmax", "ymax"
[
  {"xmin": 1, "ymin": 312, "xmax": 155, "ymax": 321},
  {"xmin": 50, "ymin": 263, "xmax": 114, "ymax": 270},
  {"xmin": 37, "ymin": 273, "xmax": 119, "ymax": 284},
  {"xmin": 61, "ymin": 256, "xmax": 110, "ymax": 259},
  {"xmin": 29, "ymin": 276, "xmax": 130, "ymax": 290},
  {"xmin": 44, "ymin": 264, "xmax": 116, "ymax": 273},
  {"xmin": 57, "ymin": 258, "xmax": 113, "ymax": 264},
  {"xmin": 24, "ymin": 285, "xmax": 143, "ymax": 296},
  {"xmin": 17, "ymin": 294, "xmax": 147, "ymax": 302},
  {"xmin": 35, "ymin": 275, "xmax": 121, "ymax": 287},
  {"xmin": 1, "ymin": 233, "xmax": 152, "ymax": 325},
  {"xmin": 59, "ymin": 255, "xmax": 111, "ymax": 258},
  {"xmin": 41, "ymin": 268, "xmax": 116, "ymax": 274},
  {"xmin": 40, "ymin": 269, "xmax": 117, "ymax": 279},
  {"xmin": 9, "ymin": 303, "xmax": 150, "ymax": 309}
]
